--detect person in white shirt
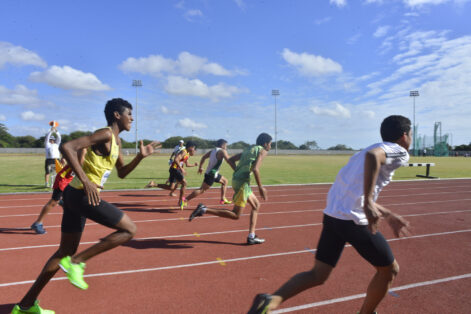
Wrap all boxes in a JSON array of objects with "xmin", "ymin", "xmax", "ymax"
[
  {"xmin": 169, "ymin": 140, "xmax": 185, "ymax": 165},
  {"xmin": 249, "ymin": 115, "xmax": 412, "ymax": 314},
  {"xmin": 44, "ymin": 127, "xmax": 61, "ymax": 187}
]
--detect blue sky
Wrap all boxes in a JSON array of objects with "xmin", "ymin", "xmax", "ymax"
[{"xmin": 1, "ymin": 0, "xmax": 470, "ymax": 149}]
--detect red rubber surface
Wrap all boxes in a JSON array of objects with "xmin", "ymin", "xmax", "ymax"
[{"xmin": 0, "ymin": 179, "xmax": 470, "ymax": 313}]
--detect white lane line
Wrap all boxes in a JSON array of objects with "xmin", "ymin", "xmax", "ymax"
[
  {"xmin": 273, "ymin": 273, "xmax": 471, "ymax": 313},
  {"xmin": 1, "ymin": 189, "xmax": 470, "ymax": 211},
  {"xmin": 0, "ymin": 223, "xmax": 321, "ymax": 252},
  {"xmin": 0, "ymin": 229, "xmax": 470, "ymax": 288}
]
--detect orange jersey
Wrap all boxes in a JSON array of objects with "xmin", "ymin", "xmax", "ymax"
[{"xmin": 171, "ymin": 149, "xmax": 189, "ymax": 170}]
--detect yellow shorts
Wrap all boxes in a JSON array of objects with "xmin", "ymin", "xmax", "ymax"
[{"xmin": 232, "ymin": 180, "xmax": 252, "ymax": 208}]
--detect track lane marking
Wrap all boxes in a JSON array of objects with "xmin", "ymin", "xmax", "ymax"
[
  {"xmin": 273, "ymin": 273, "xmax": 471, "ymax": 313},
  {"xmin": 0, "ymin": 228, "xmax": 470, "ymax": 287}
]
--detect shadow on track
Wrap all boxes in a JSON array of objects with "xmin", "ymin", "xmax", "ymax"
[
  {"xmin": 0, "ymin": 227, "xmax": 33, "ymax": 234},
  {"xmin": 123, "ymin": 238, "xmax": 246, "ymax": 250}
]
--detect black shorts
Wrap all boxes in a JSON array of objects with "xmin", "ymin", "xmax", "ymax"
[
  {"xmin": 45, "ymin": 159, "xmax": 57, "ymax": 174},
  {"xmin": 168, "ymin": 167, "xmax": 184, "ymax": 184},
  {"xmin": 315, "ymin": 214, "xmax": 394, "ymax": 267},
  {"xmin": 51, "ymin": 188, "xmax": 63, "ymax": 201},
  {"xmin": 203, "ymin": 173, "xmax": 222, "ymax": 186},
  {"xmin": 61, "ymin": 186, "xmax": 124, "ymax": 233}
]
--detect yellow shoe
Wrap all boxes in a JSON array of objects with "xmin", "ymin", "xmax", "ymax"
[{"xmin": 11, "ymin": 300, "xmax": 55, "ymax": 314}]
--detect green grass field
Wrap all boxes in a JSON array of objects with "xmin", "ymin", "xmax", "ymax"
[{"xmin": 0, "ymin": 154, "xmax": 470, "ymax": 193}]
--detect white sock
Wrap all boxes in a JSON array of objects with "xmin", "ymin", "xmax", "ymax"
[
  {"xmin": 248, "ymin": 233, "xmax": 255, "ymax": 239},
  {"xmin": 202, "ymin": 206, "xmax": 207, "ymax": 213}
]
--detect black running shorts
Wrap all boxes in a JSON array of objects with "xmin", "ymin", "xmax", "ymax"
[
  {"xmin": 61, "ymin": 185, "xmax": 124, "ymax": 233},
  {"xmin": 203, "ymin": 173, "xmax": 222, "ymax": 186},
  {"xmin": 45, "ymin": 158, "xmax": 57, "ymax": 174},
  {"xmin": 315, "ymin": 214, "xmax": 394, "ymax": 267},
  {"xmin": 168, "ymin": 167, "xmax": 184, "ymax": 184},
  {"xmin": 51, "ymin": 188, "xmax": 63, "ymax": 201}
]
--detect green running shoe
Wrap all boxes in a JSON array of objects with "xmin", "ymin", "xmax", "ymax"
[
  {"xmin": 59, "ymin": 256, "xmax": 88, "ymax": 290},
  {"xmin": 11, "ymin": 300, "xmax": 55, "ymax": 314}
]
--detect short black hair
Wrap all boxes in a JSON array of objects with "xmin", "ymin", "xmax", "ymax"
[
  {"xmin": 186, "ymin": 140, "xmax": 197, "ymax": 149},
  {"xmin": 104, "ymin": 98, "xmax": 133, "ymax": 126},
  {"xmin": 216, "ymin": 139, "xmax": 227, "ymax": 148},
  {"xmin": 256, "ymin": 133, "xmax": 272, "ymax": 146},
  {"xmin": 380, "ymin": 115, "xmax": 411, "ymax": 142}
]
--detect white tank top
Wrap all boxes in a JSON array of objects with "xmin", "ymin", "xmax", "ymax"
[{"xmin": 205, "ymin": 147, "xmax": 223, "ymax": 176}]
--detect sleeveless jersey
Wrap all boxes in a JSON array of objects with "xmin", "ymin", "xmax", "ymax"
[
  {"xmin": 171, "ymin": 149, "xmax": 189, "ymax": 169},
  {"xmin": 205, "ymin": 147, "xmax": 223, "ymax": 176},
  {"xmin": 232, "ymin": 145, "xmax": 263, "ymax": 183},
  {"xmin": 69, "ymin": 128, "xmax": 119, "ymax": 190}
]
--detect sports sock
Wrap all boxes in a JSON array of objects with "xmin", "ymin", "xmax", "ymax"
[{"xmin": 248, "ymin": 233, "xmax": 255, "ymax": 239}]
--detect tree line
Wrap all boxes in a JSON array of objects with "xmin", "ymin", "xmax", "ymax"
[{"xmin": 0, "ymin": 123, "xmax": 356, "ymax": 150}]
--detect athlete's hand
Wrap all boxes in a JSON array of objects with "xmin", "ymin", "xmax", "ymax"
[
  {"xmin": 386, "ymin": 213, "xmax": 411, "ymax": 238},
  {"xmin": 259, "ymin": 186, "xmax": 268, "ymax": 201},
  {"xmin": 198, "ymin": 167, "xmax": 203, "ymax": 174},
  {"xmin": 194, "ymin": 162, "xmax": 198, "ymax": 166},
  {"xmin": 364, "ymin": 201, "xmax": 381, "ymax": 234},
  {"xmin": 83, "ymin": 179, "xmax": 103, "ymax": 206},
  {"xmin": 139, "ymin": 140, "xmax": 161, "ymax": 158}
]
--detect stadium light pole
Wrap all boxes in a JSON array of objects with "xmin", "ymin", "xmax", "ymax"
[
  {"xmin": 272, "ymin": 89, "xmax": 280, "ymax": 155},
  {"xmin": 132, "ymin": 80, "xmax": 142, "ymax": 155},
  {"xmin": 410, "ymin": 90, "xmax": 419, "ymax": 156}
]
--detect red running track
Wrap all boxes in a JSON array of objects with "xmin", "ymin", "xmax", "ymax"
[{"xmin": 0, "ymin": 179, "xmax": 470, "ymax": 313}]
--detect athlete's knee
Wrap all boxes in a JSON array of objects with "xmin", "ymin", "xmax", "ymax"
[
  {"xmin": 125, "ymin": 221, "xmax": 137, "ymax": 238},
  {"xmin": 378, "ymin": 260, "xmax": 399, "ymax": 281},
  {"xmin": 231, "ymin": 208, "xmax": 243, "ymax": 219}
]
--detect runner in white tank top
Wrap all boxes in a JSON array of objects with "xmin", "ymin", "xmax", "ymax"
[{"xmin": 185, "ymin": 139, "xmax": 236, "ymax": 205}]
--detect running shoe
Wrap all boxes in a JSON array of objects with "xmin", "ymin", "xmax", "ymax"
[
  {"xmin": 59, "ymin": 256, "xmax": 88, "ymax": 290},
  {"xmin": 189, "ymin": 203, "xmax": 206, "ymax": 221},
  {"xmin": 11, "ymin": 300, "xmax": 55, "ymax": 314},
  {"xmin": 179, "ymin": 197, "xmax": 187, "ymax": 210},
  {"xmin": 219, "ymin": 198, "xmax": 232, "ymax": 205},
  {"xmin": 247, "ymin": 235, "xmax": 265, "ymax": 245},
  {"xmin": 144, "ymin": 180, "xmax": 156, "ymax": 188},
  {"xmin": 30, "ymin": 222, "xmax": 46, "ymax": 235},
  {"xmin": 248, "ymin": 294, "xmax": 272, "ymax": 314}
]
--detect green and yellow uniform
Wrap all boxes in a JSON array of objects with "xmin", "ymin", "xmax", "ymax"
[{"xmin": 232, "ymin": 145, "xmax": 263, "ymax": 207}]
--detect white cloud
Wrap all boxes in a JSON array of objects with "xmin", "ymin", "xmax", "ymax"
[
  {"xmin": 314, "ymin": 17, "xmax": 331, "ymax": 25},
  {"xmin": 0, "ymin": 42, "xmax": 47, "ymax": 69},
  {"xmin": 160, "ymin": 105, "xmax": 179, "ymax": 115},
  {"xmin": 363, "ymin": 110, "xmax": 376, "ymax": 119},
  {"xmin": 178, "ymin": 118, "xmax": 207, "ymax": 130},
  {"xmin": 0, "ymin": 114, "xmax": 6, "ymax": 121},
  {"xmin": 21, "ymin": 110, "xmax": 45, "ymax": 121},
  {"xmin": 404, "ymin": 0, "xmax": 452, "ymax": 7},
  {"xmin": 347, "ymin": 33, "xmax": 362, "ymax": 45},
  {"xmin": 119, "ymin": 52, "xmax": 233, "ymax": 77},
  {"xmin": 0, "ymin": 85, "xmax": 41, "ymax": 106},
  {"xmin": 234, "ymin": 0, "xmax": 246, "ymax": 9},
  {"xmin": 374, "ymin": 26, "xmax": 391, "ymax": 38},
  {"xmin": 282, "ymin": 48, "xmax": 342, "ymax": 76},
  {"xmin": 310, "ymin": 103, "xmax": 351, "ymax": 118},
  {"xmin": 184, "ymin": 9, "xmax": 203, "ymax": 21},
  {"xmin": 330, "ymin": 0, "xmax": 347, "ymax": 7},
  {"xmin": 165, "ymin": 76, "xmax": 243, "ymax": 101},
  {"xmin": 29, "ymin": 65, "xmax": 111, "ymax": 92}
]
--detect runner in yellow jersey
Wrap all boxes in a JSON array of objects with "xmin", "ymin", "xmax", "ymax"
[{"xmin": 12, "ymin": 98, "xmax": 160, "ymax": 314}]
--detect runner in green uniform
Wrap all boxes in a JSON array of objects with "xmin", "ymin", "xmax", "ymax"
[{"xmin": 189, "ymin": 133, "xmax": 272, "ymax": 245}]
